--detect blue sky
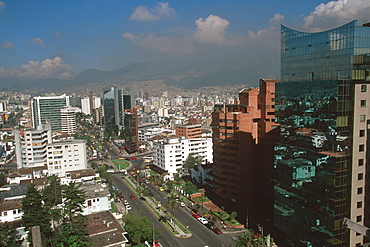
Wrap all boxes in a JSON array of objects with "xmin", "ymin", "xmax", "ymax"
[{"xmin": 0, "ymin": 0, "xmax": 369, "ymax": 80}]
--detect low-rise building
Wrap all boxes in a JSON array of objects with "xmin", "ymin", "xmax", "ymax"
[{"xmin": 81, "ymin": 182, "xmax": 111, "ymax": 215}]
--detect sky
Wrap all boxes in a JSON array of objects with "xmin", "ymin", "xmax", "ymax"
[{"xmin": 0, "ymin": 0, "xmax": 370, "ymax": 81}]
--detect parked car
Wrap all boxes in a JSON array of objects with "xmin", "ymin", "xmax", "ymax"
[
  {"xmin": 180, "ymin": 202, "xmax": 185, "ymax": 207},
  {"xmin": 212, "ymin": 227, "xmax": 222, "ymax": 234},
  {"xmin": 126, "ymin": 205, "xmax": 132, "ymax": 211},
  {"xmin": 197, "ymin": 217, "xmax": 209, "ymax": 225},
  {"xmin": 192, "ymin": 213, "xmax": 201, "ymax": 218},
  {"xmin": 205, "ymin": 222, "xmax": 215, "ymax": 229}
]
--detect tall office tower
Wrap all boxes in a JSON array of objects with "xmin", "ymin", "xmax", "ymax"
[
  {"xmin": 31, "ymin": 94, "xmax": 70, "ymax": 132},
  {"xmin": 81, "ymin": 97, "xmax": 91, "ymax": 115},
  {"xmin": 60, "ymin": 106, "xmax": 78, "ymax": 135},
  {"xmin": 211, "ymin": 79, "xmax": 278, "ymax": 225},
  {"xmin": 274, "ymin": 21, "xmax": 370, "ymax": 246},
  {"xmin": 121, "ymin": 108, "xmax": 138, "ymax": 154},
  {"xmin": 103, "ymin": 86, "xmax": 134, "ymax": 129},
  {"xmin": 14, "ymin": 122, "xmax": 52, "ymax": 169}
]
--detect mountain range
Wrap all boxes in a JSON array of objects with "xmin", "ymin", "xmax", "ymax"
[{"xmin": 0, "ymin": 60, "xmax": 269, "ymax": 96}]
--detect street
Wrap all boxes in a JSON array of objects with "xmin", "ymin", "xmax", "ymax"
[{"xmin": 111, "ymin": 174, "xmax": 237, "ymax": 247}]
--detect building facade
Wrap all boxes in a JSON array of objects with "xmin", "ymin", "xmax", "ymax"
[
  {"xmin": 175, "ymin": 124, "xmax": 202, "ymax": 138},
  {"xmin": 152, "ymin": 137, "xmax": 213, "ymax": 179},
  {"xmin": 211, "ymin": 79, "xmax": 278, "ymax": 228},
  {"xmin": 31, "ymin": 94, "xmax": 70, "ymax": 132},
  {"xmin": 274, "ymin": 21, "xmax": 370, "ymax": 246},
  {"xmin": 102, "ymin": 86, "xmax": 134, "ymax": 129},
  {"xmin": 14, "ymin": 123, "xmax": 52, "ymax": 169},
  {"xmin": 60, "ymin": 106, "xmax": 78, "ymax": 135}
]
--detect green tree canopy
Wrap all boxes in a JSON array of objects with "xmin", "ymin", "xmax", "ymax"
[
  {"xmin": 183, "ymin": 154, "xmax": 203, "ymax": 170},
  {"xmin": 0, "ymin": 222, "xmax": 21, "ymax": 247},
  {"xmin": 125, "ymin": 213, "xmax": 158, "ymax": 245}
]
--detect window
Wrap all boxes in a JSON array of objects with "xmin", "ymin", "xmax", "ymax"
[
  {"xmin": 359, "ymin": 159, "xmax": 364, "ymax": 166},
  {"xmin": 356, "ymin": 215, "xmax": 362, "ymax": 222},
  {"xmin": 360, "ymin": 130, "xmax": 365, "ymax": 137},
  {"xmin": 361, "ymin": 100, "xmax": 366, "ymax": 107},
  {"xmin": 359, "ymin": 145, "xmax": 365, "ymax": 152},
  {"xmin": 358, "ymin": 173, "xmax": 364, "ymax": 181},
  {"xmin": 357, "ymin": 187, "xmax": 363, "ymax": 195},
  {"xmin": 357, "ymin": 201, "xmax": 363, "ymax": 208},
  {"xmin": 361, "ymin": 85, "xmax": 367, "ymax": 92}
]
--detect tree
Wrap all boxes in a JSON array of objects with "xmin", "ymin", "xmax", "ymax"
[
  {"xmin": 229, "ymin": 211, "xmax": 238, "ymax": 223},
  {"xmin": 105, "ymin": 124, "xmax": 119, "ymax": 138},
  {"xmin": 0, "ymin": 222, "xmax": 21, "ymax": 247},
  {"xmin": 43, "ymin": 175, "xmax": 63, "ymax": 229},
  {"xmin": 125, "ymin": 213, "xmax": 158, "ymax": 245},
  {"xmin": 182, "ymin": 154, "xmax": 203, "ymax": 176},
  {"xmin": 235, "ymin": 232, "xmax": 257, "ymax": 247},
  {"xmin": 21, "ymin": 183, "xmax": 52, "ymax": 246},
  {"xmin": 54, "ymin": 182, "xmax": 90, "ymax": 246},
  {"xmin": 183, "ymin": 181, "xmax": 198, "ymax": 195}
]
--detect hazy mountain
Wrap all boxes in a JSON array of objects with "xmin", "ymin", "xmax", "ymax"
[{"xmin": 0, "ymin": 61, "xmax": 262, "ymax": 95}]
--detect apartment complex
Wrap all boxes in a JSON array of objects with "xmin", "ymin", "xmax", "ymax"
[
  {"xmin": 211, "ymin": 79, "xmax": 278, "ymax": 227},
  {"xmin": 14, "ymin": 122, "xmax": 87, "ymax": 177},
  {"xmin": 15, "ymin": 122, "xmax": 52, "ymax": 169},
  {"xmin": 60, "ymin": 106, "xmax": 78, "ymax": 135},
  {"xmin": 152, "ymin": 137, "xmax": 213, "ymax": 179},
  {"xmin": 274, "ymin": 20, "xmax": 370, "ymax": 246},
  {"xmin": 31, "ymin": 94, "xmax": 70, "ymax": 132}
]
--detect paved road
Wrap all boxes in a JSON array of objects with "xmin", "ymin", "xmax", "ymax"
[{"xmin": 111, "ymin": 174, "xmax": 236, "ymax": 247}]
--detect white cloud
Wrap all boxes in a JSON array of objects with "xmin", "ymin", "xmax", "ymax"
[
  {"xmin": 130, "ymin": 2, "xmax": 176, "ymax": 21},
  {"xmin": 0, "ymin": 57, "xmax": 73, "ymax": 79},
  {"xmin": 122, "ymin": 32, "xmax": 194, "ymax": 54},
  {"xmin": 193, "ymin": 15, "xmax": 230, "ymax": 44},
  {"xmin": 30, "ymin": 38, "xmax": 45, "ymax": 46},
  {"xmin": 1, "ymin": 41, "xmax": 15, "ymax": 48},
  {"xmin": 303, "ymin": 0, "xmax": 370, "ymax": 31},
  {"xmin": 0, "ymin": 1, "xmax": 5, "ymax": 11}
]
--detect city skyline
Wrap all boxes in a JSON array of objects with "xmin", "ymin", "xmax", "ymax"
[{"xmin": 1, "ymin": 0, "xmax": 369, "ymax": 82}]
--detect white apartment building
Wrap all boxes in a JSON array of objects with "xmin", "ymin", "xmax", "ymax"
[
  {"xmin": 61, "ymin": 106, "xmax": 79, "ymax": 135},
  {"xmin": 138, "ymin": 127, "xmax": 175, "ymax": 143},
  {"xmin": 152, "ymin": 137, "xmax": 213, "ymax": 179},
  {"xmin": 14, "ymin": 123, "xmax": 52, "ymax": 169},
  {"xmin": 47, "ymin": 139, "xmax": 87, "ymax": 177}
]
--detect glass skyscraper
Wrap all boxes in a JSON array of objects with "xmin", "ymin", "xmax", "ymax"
[{"xmin": 275, "ymin": 21, "xmax": 370, "ymax": 246}]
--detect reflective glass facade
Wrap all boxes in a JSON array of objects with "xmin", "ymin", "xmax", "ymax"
[{"xmin": 276, "ymin": 21, "xmax": 370, "ymax": 246}]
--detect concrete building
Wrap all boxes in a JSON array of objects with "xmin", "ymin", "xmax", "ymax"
[
  {"xmin": 31, "ymin": 94, "xmax": 70, "ymax": 132},
  {"xmin": 273, "ymin": 20, "xmax": 370, "ymax": 246},
  {"xmin": 14, "ymin": 123, "xmax": 52, "ymax": 169},
  {"xmin": 81, "ymin": 183, "xmax": 111, "ymax": 215},
  {"xmin": 46, "ymin": 139, "xmax": 87, "ymax": 178},
  {"xmin": 174, "ymin": 124, "xmax": 202, "ymax": 138},
  {"xmin": 152, "ymin": 137, "xmax": 213, "ymax": 179},
  {"xmin": 60, "ymin": 106, "xmax": 78, "ymax": 135}
]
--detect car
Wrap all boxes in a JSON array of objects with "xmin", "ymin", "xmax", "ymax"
[
  {"xmin": 153, "ymin": 240, "xmax": 160, "ymax": 247},
  {"xmin": 180, "ymin": 202, "xmax": 185, "ymax": 207},
  {"xmin": 119, "ymin": 157, "xmax": 125, "ymax": 160},
  {"xmin": 126, "ymin": 205, "xmax": 132, "ymax": 210},
  {"xmin": 124, "ymin": 200, "xmax": 129, "ymax": 205},
  {"xmin": 130, "ymin": 195, "xmax": 136, "ymax": 200},
  {"xmin": 198, "ymin": 217, "xmax": 209, "ymax": 224},
  {"xmin": 192, "ymin": 213, "xmax": 201, "ymax": 218},
  {"xmin": 205, "ymin": 222, "xmax": 215, "ymax": 229},
  {"xmin": 159, "ymin": 187, "xmax": 165, "ymax": 191},
  {"xmin": 212, "ymin": 227, "xmax": 222, "ymax": 234}
]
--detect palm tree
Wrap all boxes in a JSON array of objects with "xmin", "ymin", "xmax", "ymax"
[{"xmin": 235, "ymin": 231, "xmax": 260, "ymax": 247}]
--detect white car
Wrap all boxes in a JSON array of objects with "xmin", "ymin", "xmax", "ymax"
[
  {"xmin": 126, "ymin": 205, "xmax": 132, "ymax": 210},
  {"xmin": 180, "ymin": 202, "xmax": 185, "ymax": 207},
  {"xmin": 197, "ymin": 217, "xmax": 208, "ymax": 224}
]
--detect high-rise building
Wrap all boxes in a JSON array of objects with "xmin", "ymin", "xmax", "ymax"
[
  {"xmin": 60, "ymin": 106, "xmax": 78, "ymax": 135},
  {"xmin": 15, "ymin": 122, "xmax": 52, "ymax": 169},
  {"xmin": 210, "ymin": 79, "xmax": 278, "ymax": 225},
  {"xmin": 103, "ymin": 86, "xmax": 134, "ymax": 129},
  {"xmin": 31, "ymin": 94, "xmax": 70, "ymax": 132},
  {"xmin": 274, "ymin": 20, "xmax": 370, "ymax": 246}
]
